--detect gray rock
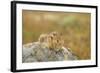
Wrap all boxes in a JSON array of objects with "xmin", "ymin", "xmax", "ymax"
[{"xmin": 22, "ymin": 42, "xmax": 77, "ymax": 63}]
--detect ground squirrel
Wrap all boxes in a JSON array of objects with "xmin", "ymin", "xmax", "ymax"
[{"xmin": 38, "ymin": 32, "xmax": 64, "ymax": 50}]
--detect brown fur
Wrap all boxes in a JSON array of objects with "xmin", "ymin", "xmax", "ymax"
[{"xmin": 38, "ymin": 32, "xmax": 64, "ymax": 50}]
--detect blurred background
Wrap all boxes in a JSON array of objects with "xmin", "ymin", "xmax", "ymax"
[{"xmin": 22, "ymin": 10, "xmax": 91, "ymax": 60}]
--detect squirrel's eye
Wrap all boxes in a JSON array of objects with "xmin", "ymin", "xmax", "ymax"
[{"xmin": 57, "ymin": 40, "xmax": 59, "ymax": 43}]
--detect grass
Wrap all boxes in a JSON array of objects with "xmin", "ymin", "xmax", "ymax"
[{"xmin": 22, "ymin": 10, "xmax": 91, "ymax": 60}]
